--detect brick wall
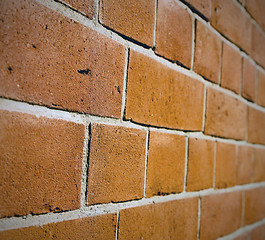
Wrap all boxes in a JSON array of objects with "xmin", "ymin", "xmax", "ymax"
[{"xmin": 0, "ymin": 0, "xmax": 265, "ymax": 239}]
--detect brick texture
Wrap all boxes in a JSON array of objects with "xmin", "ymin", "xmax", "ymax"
[
  {"xmin": 253, "ymin": 148, "xmax": 265, "ymax": 183},
  {"xmin": 146, "ymin": 131, "xmax": 186, "ymax": 197},
  {"xmin": 126, "ymin": 50, "xmax": 204, "ymax": 130},
  {"xmin": 257, "ymin": 70, "xmax": 265, "ymax": 107},
  {"xmin": 251, "ymin": 224, "xmax": 265, "ymax": 240},
  {"xmin": 251, "ymin": 25, "xmax": 265, "ymax": 68},
  {"xmin": 184, "ymin": 0, "xmax": 211, "ymax": 19},
  {"xmin": 0, "ymin": 214, "xmax": 117, "ymax": 240},
  {"xmin": 186, "ymin": 138, "xmax": 215, "ymax": 191},
  {"xmin": 155, "ymin": 0, "xmax": 192, "ymax": 68},
  {"xmin": 205, "ymin": 88, "xmax": 247, "ymax": 140},
  {"xmin": 0, "ymin": 110, "xmax": 85, "ymax": 218},
  {"xmin": 61, "ymin": 0, "xmax": 94, "ymax": 18},
  {"xmin": 242, "ymin": 58, "xmax": 256, "ymax": 101},
  {"xmin": 86, "ymin": 124, "xmax": 146, "ymax": 205},
  {"xmin": 245, "ymin": 0, "xmax": 265, "ymax": 32},
  {"xmin": 0, "ymin": 0, "xmax": 125, "ymax": 118},
  {"xmin": 118, "ymin": 198, "xmax": 198, "ymax": 240}
]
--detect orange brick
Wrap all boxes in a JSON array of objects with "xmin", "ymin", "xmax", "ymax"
[
  {"xmin": 251, "ymin": 224, "xmax": 265, "ymax": 240},
  {"xmin": 0, "ymin": 214, "xmax": 117, "ymax": 240},
  {"xmin": 248, "ymin": 107, "xmax": 265, "ymax": 145},
  {"xmin": 215, "ymin": 142, "xmax": 237, "ymax": 189},
  {"xmin": 184, "ymin": 0, "xmax": 211, "ymax": 19},
  {"xmin": 253, "ymin": 148, "xmax": 265, "ymax": 183},
  {"xmin": 205, "ymin": 88, "xmax": 247, "ymax": 140},
  {"xmin": 246, "ymin": 0, "xmax": 265, "ymax": 32},
  {"xmin": 221, "ymin": 43, "xmax": 242, "ymax": 94},
  {"xmin": 126, "ymin": 50, "xmax": 204, "ymax": 131},
  {"xmin": 0, "ymin": 110, "xmax": 85, "ymax": 218},
  {"xmin": 146, "ymin": 131, "xmax": 186, "ymax": 197},
  {"xmin": 99, "ymin": 0, "xmax": 155, "ymax": 46},
  {"xmin": 87, "ymin": 124, "xmax": 146, "ymax": 205},
  {"xmin": 211, "ymin": 0, "xmax": 252, "ymax": 53},
  {"xmin": 242, "ymin": 58, "xmax": 256, "ymax": 101},
  {"xmin": 186, "ymin": 138, "xmax": 215, "ymax": 191},
  {"xmin": 251, "ymin": 25, "xmax": 265, "ymax": 68},
  {"xmin": 61, "ymin": 0, "xmax": 94, "ymax": 18},
  {"xmin": 194, "ymin": 20, "xmax": 222, "ymax": 83},
  {"xmin": 236, "ymin": 146, "xmax": 253, "ymax": 185},
  {"xmin": 257, "ymin": 70, "xmax": 265, "ymax": 107},
  {"xmin": 155, "ymin": 0, "xmax": 192, "ymax": 68},
  {"xmin": 200, "ymin": 191, "xmax": 242, "ymax": 240},
  {"xmin": 244, "ymin": 187, "xmax": 265, "ymax": 225},
  {"xmin": 0, "ymin": 0, "xmax": 125, "ymax": 118},
  {"xmin": 118, "ymin": 198, "xmax": 198, "ymax": 240}
]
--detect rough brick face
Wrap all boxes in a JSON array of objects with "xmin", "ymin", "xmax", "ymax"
[
  {"xmin": 221, "ymin": 43, "xmax": 242, "ymax": 94},
  {"xmin": 194, "ymin": 20, "xmax": 222, "ymax": 83},
  {"xmin": 257, "ymin": 70, "xmax": 265, "ymax": 107},
  {"xmin": 86, "ymin": 124, "xmax": 146, "ymax": 205},
  {"xmin": 118, "ymin": 198, "xmax": 198, "ymax": 240},
  {"xmin": 126, "ymin": 50, "xmax": 204, "ymax": 130},
  {"xmin": 205, "ymin": 88, "xmax": 247, "ymax": 140},
  {"xmin": 61, "ymin": 0, "xmax": 94, "ymax": 18},
  {"xmin": 251, "ymin": 224, "xmax": 265, "ymax": 240},
  {"xmin": 253, "ymin": 148, "xmax": 265, "ymax": 183},
  {"xmin": 245, "ymin": 0, "xmax": 265, "ymax": 32},
  {"xmin": 242, "ymin": 58, "xmax": 256, "ymax": 101},
  {"xmin": 244, "ymin": 187, "xmax": 265, "ymax": 225},
  {"xmin": 251, "ymin": 25, "xmax": 265, "ymax": 68},
  {"xmin": 200, "ymin": 192, "xmax": 242, "ymax": 240},
  {"xmin": 215, "ymin": 142, "xmax": 237, "ymax": 189},
  {"xmin": 99, "ymin": 0, "xmax": 155, "ymax": 46},
  {"xmin": 184, "ymin": 0, "xmax": 211, "ymax": 19},
  {"xmin": 0, "ymin": 110, "xmax": 85, "ymax": 218},
  {"xmin": 0, "ymin": 214, "xmax": 117, "ymax": 240},
  {"xmin": 186, "ymin": 138, "xmax": 215, "ymax": 191},
  {"xmin": 155, "ymin": 0, "xmax": 192, "ymax": 68},
  {"xmin": 146, "ymin": 131, "xmax": 186, "ymax": 197},
  {"xmin": 0, "ymin": 0, "xmax": 125, "ymax": 118}
]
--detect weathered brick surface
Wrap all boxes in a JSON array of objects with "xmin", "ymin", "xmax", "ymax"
[
  {"xmin": 251, "ymin": 224, "xmax": 265, "ymax": 240},
  {"xmin": 242, "ymin": 58, "xmax": 256, "ymax": 101},
  {"xmin": 253, "ymin": 148, "xmax": 265, "ymax": 183},
  {"xmin": 234, "ymin": 233, "xmax": 250, "ymax": 240},
  {"xmin": 118, "ymin": 198, "xmax": 198, "ymax": 240},
  {"xmin": 257, "ymin": 70, "xmax": 265, "ymax": 107},
  {"xmin": 99, "ymin": 0, "xmax": 155, "ymax": 46},
  {"xmin": 0, "ymin": 110, "xmax": 85, "ymax": 218},
  {"xmin": 244, "ymin": 187, "xmax": 265, "ymax": 225},
  {"xmin": 205, "ymin": 88, "xmax": 247, "ymax": 140},
  {"xmin": 146, "ymin": 131, "xmax": 186, "ymax": 197},
  {"xmin": 0, "ymin": 0, "xmax": 125, "ymax": 118},
  {"xmin": 194, "ymin": 21, "xmax": 222, "ymax": 83},
  {"xmin": 251, "ymin": 25, "xmax": 265, "ymax": 68},
  {"xmin": 155, "ymin": 0, "xmax": 192, "ymax": 68},
  {"xmin": 248, "ymin": 107, "xmax": 265, "ymax": 145},
  {"xmin": 236, "ymin": 146, "xmax": 253, "ymax": 185},
  {"xmin": 215, "ymin": 142, "xmax": 237, "ymax": 189},
  {"xmin": 126, "ymin": 50, "xmax": 204, "ymax": 130},
  {"xmin": 184, "ymin": 0, "xmax": 211, "ymax": 19},
  {"xmin": 186, "ymin": 138, "xmax": 215, "ymax": 191},
  {"xmin": 61, "ymin": 0, "xmax": 94, "ymax": 18},
  {"xmin": 0, "ymin": 214, "xmax": 117, "ymax": 240},
  {"xmin": 211, "ymin": 0, "xmax": 252, "ymax": 53},
  {"xmin": 221, "ymin": 43, "xmax": 242, "ymax": 94},
  {"xmin": 86, "ymin": 124, "xmax": 146, "ymax": 205},
  {"xmin": 245, "ymin": 0, "xmax": 265, "ymax": 32},
  {"xmin": 200, "ymin": 191, "xmax": 242, "ymax": 240}
]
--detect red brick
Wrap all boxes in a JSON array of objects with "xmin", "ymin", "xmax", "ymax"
[
  {"xmin": 205, "ymin": 88, "xmax": 247, "ymax": 140},
  {"xmin": 155, "ymin": 0, "xmax": 192, "ymax": 68},
  {"xmin": 251, "ymin": 224, "xmax": 265, "ymax": 240},
  {"xmin": 99, "ymin": 0, "xmax": 155, "ymax": 46},
  {"xmin": 248, "ymin": 107, "xmax": 265, "ymax": 145},
  {"xmin": 194, "ymin": 20, "xmax": 222, "ymax": 83},
  {"xmin": 242, "ymin": 58, "xmax": 256, "ymax": 101},
  {"xmin": 200, "ymin": 191, "xmax": 242, "ymax": 240},
  {"xmin": 211, "ymin": 0, "xmax": 252, "ymax": 53},
  {"xmin": 186, "ymin": 138, "xmax": 215, "ymax": 191},
  {"xmin": 236, "ymin": 146, "xmax": 253, "ymax": 185},
  {"xmin": 0, "ymin": 214, "xmax": 117, "ymax": 240},
  {"xmin": 215, "ymin": 142, "xmax": 237, "ymax": 189},
  {"xmin": 244, "ymin": 187, "xmax": 265, "ymax": 225},
  {"xmin": 61, "ymin": 0, "xmax": 94, "ymax": 18},
  {"xmin": 118, "ymin": 198, "xmax": 198, "ymax": 240},
  {"xmin": 251, "ymin": 25, "xmax": 265, "ymax": 69},
  {"xmin": 146, "ymin": 131, "xmax": 186, "ymax": 197},
  {"xmin": 246, "ymin": 0, "xmax": 265, "ymax": 32},
  {"xmin": 0, "ymin": 110, "xmax": 85, "ymax": 218},
  {"xmin": 0, "ymin": 0, "xmax": 125, "ymax": 118},
  {"xmin": 126, "ymin": 50, "xmax": 204, "ymax": 130},
  {"xmin": 87, "ymin": 124, "xmax": 146, "ymax": 205},
  {"xmin": 253, "ymin": 148, "xmax": 265, "ymax": 183},
  {"xmin": 221, "ymin": 43, "xmax": 242, "ymax": 94},
  {"xmin": 257, "ymin": 70, "xmax": 265, "ymax": 107},
  {"xmin": 184, "ymin": 0, "xmax": 211, "ymax": 19}
]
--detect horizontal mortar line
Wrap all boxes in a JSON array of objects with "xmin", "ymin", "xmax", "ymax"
[
  {"xmin": 1, "ymin": 97, "xmax": 265, "ymax": 150},
  {"xmin": 1, "ymin": 182, "xmax": 265, "ymax": 231},
  {"xmin": 217, "ymin": 217, "xmax": 265, "ymax": 240}
]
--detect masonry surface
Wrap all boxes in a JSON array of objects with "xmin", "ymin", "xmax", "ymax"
[{"xmin": 0, "ymin": 0, "xmax": 265, "ymax": 239}]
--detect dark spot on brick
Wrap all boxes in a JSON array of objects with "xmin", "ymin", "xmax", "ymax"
[
  {"xmin": 32, "ymin": 44, "xmax": 36, "ymax": 48},
  {"xmin": 8, "ymin": 66, "xmax": 13, "ymax": 72},
  {"xmin": 78, "ymin": 68, "xmax": 91, "ymax": 75}
]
